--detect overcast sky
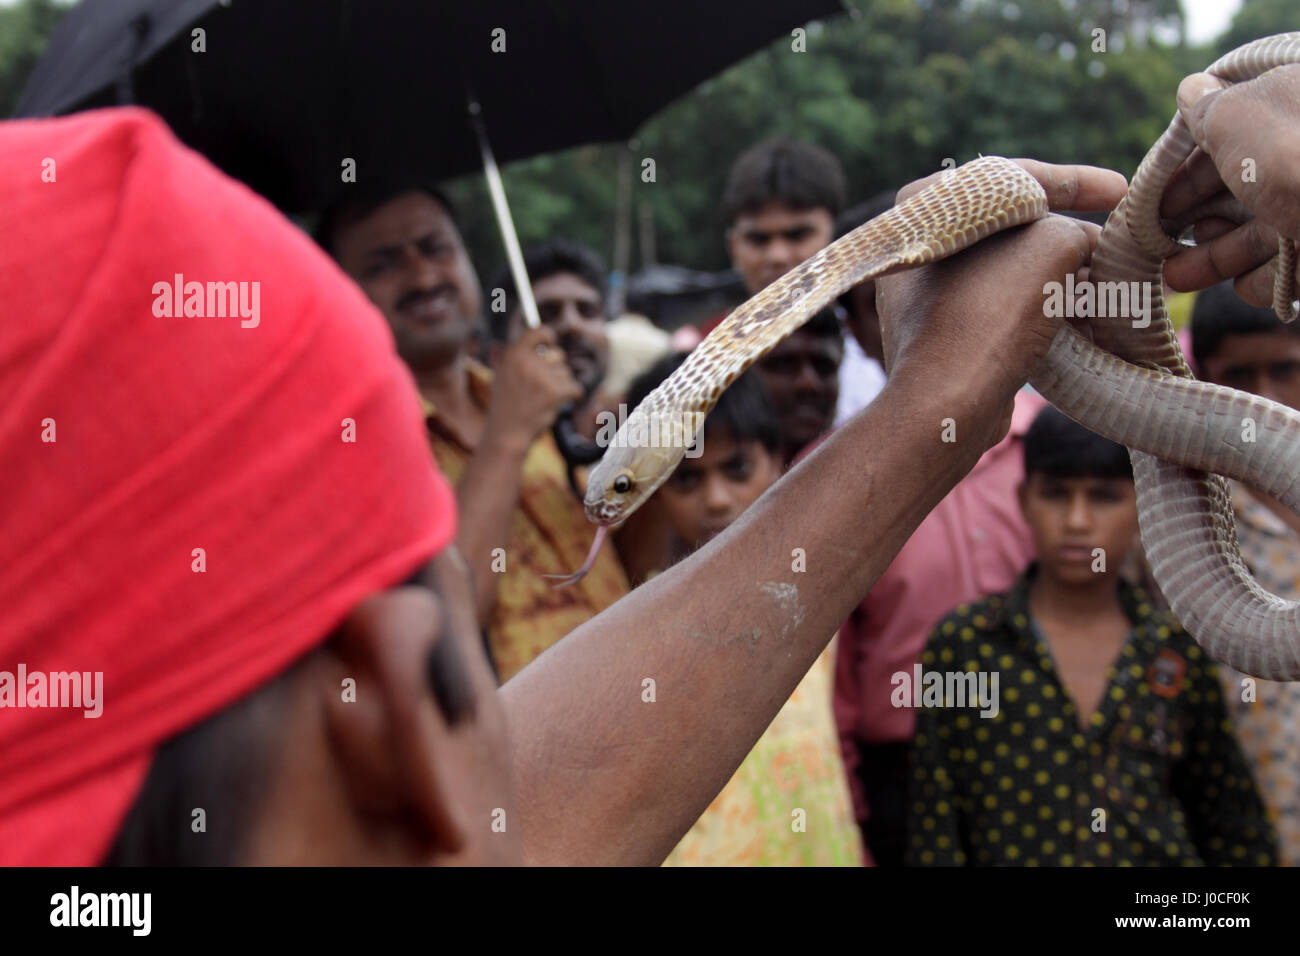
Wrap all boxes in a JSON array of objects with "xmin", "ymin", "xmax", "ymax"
[{"xmin": 1182, "ymin": 0, "xmax": 1242, "ymax": 44}]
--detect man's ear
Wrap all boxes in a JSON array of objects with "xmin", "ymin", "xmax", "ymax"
[{"xmin": 321, "ymin": 588, "xmax": 470, "ymax": 859}]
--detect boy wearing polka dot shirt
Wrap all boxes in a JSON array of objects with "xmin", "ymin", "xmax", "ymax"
[{"xmin": 906, "ymin": 406, "xmax": 1276, "ymax": 866}]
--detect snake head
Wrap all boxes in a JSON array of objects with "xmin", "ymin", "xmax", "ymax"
[
  {"xmin": 582, "ymin": 404, "xmax": 699, "ymax": 526},
  {"xmin": 552, "ymin": 402, "xmax": 699, "ymax": 589}
]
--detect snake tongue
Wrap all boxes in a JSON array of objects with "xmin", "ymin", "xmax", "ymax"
[{"xmin": 545, "ymin": 524, "xmax": 608, "ymax": 589}]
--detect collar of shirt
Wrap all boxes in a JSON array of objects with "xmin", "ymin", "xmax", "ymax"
[
  {"xmin": 420, "ymin": 359, "xmax": 493, "ymax": 451},
  {"xmin": 1001, "ymin": 562, "xmax": 1150, "ymax": 645},
  {"xmin": 996, "ymin": 563, "xmax": 1175, "ymax": 739}
]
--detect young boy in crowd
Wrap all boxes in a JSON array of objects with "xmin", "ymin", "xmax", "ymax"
[
  {"xmin": 624, "ymin": 352, "xmax": 862, "ymax": 866},
  {"xmin": 907, "ymin": 406, "xmax": 1276, "ymax": 866}
]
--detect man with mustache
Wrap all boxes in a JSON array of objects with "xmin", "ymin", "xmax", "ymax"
[
  {"xmin": 316, "ymin": 187, "xmax": 628, "ymax": 681},
  {"xmin": 487, "ymin": 239, "xmax": 612, "ymax": 441}
]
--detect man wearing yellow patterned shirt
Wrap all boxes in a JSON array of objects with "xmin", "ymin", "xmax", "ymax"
[
  {"xmin": 317, "ymin": 186, "xmax": 627, "ymax": 680},
  {"xmin": 1192, "ymin": 283, "xmax": 1300, "ymax": 866}
]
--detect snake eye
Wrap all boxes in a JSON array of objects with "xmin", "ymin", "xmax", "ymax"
[{"xmin": 612, "ymin": 473, "xmax": 634, "ymax": 495}]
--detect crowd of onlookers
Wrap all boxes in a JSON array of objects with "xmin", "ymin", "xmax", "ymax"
[{"xmin": 311, "ymin": 136, "xmax": 1299, "ymax": 867}]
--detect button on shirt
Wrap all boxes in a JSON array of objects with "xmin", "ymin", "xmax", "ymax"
[{"xmin": 907, "ymin": 567, "xmax": 1278, "ymax": 866}]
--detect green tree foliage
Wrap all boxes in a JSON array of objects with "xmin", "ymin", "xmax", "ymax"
[
  {"xmin": 0, "ymin": 0, "xmax": 70, "ymax": 119},
  {"xmin": 1218, "ymin": 0, "xmax": 1297, "ymax": 56},
  {"xmin": 453, "ymin": 0, "xmax": 1222, "ymax": 278}
]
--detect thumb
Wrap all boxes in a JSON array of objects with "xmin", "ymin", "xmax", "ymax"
[{"xmin": 1176, "ymin": 72, "xmax": 1228, "ymax": 140}]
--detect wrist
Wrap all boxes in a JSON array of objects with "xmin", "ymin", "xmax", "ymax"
[
  {"xmin": 883, "ymin": 364, "xmax": 1014, "ymax": 467},
  {"xmin": 480, "ymin": 415, "xmax": 535, "ymax": 459}
]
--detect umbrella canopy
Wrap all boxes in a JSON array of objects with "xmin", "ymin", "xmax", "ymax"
[{"xmin": 17, "ymin": 0, "xmax": 844, "ymax": 213}]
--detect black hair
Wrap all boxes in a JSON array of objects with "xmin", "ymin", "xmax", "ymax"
[
  {"xmin": 312, "ymin": 180, "xmax": 459, "ymax": 257},
  {"xmin": 103, "ymin": 567, "xmax": 480, "ymax": 865},
  {"xmin": 625, "ymin": 351, "xmax": 782, "ymax": 455},
  {"xmin": 1190, "ymin": 281, "xmax": 1300, "ymax": 372},
  {"xmin": 721, "ymin": 138, "xmax": 846, "ymax": 226},
  {"xmin": 485, "ymin": 238, "xmax": 608, "ymax": 342},
  {"xmin": 101, "ymin": 656, "xmax": 302, "ymax": 866},
  {"xmin": 796, "ymin": 305, "xmax": 846, "ymax": 343},
  {"xmin": 1023, "ymin": 404, "xmax": 1133, "ymax": 480},
  {"xmin": 835, "ymin": 190, "xmax": 896, "ymax": 241}
]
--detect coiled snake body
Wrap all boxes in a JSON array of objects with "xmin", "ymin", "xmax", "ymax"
[{"xmin": 582, "ymin": 33, "xmax": 1300, "ymax": 681}]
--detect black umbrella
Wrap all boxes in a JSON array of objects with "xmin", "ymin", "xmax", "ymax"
[
  {"xmin": 18, "ymin": 0, "xmax": 843, "ymax": 475},
  {"xmin": 17, "ymin": 0, "xmax": 843, "ymax": 212}
]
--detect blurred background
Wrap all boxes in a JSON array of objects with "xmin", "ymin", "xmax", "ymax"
[{"xmin": 3, "ymin": 0, "xmax": 1291, "ymax": 326}]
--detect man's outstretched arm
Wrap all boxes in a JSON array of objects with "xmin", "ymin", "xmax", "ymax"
[{"xmin": 504, "ymin": 163, "xmax": 1125, "ymax": 866}]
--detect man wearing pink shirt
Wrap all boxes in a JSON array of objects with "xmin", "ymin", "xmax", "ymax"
[{"xmin": 834, "ymin": 387, "xmax": 1045, "ymax": 866}]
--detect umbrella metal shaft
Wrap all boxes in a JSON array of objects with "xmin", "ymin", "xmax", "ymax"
[{"xmin": 469, "ymin": 100, "xmax": 540, "ymax": 331}]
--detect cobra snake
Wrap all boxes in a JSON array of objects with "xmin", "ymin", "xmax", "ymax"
[{"xmin": 573, "ymin": 33, "xmax": 1300, "ymax": 682}]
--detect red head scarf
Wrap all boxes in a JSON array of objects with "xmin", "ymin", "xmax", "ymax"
[{"xmin": 0, "ymin": 108, "xmax": 457, "ymax": 864}]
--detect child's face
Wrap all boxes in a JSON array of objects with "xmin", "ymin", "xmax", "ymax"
[
  {"xmin": 658, "ymin": 433, "xmax": 783, "ymax": 550},
  {"xmin": 1018, "ymin": 474, "xmax": 1139, "ymax": 585},
  {"xmin": 1199, "ymin": 331, "xmax": 1300, "ymax": 412}
]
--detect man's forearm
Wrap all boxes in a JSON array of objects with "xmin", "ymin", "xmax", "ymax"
[
  {"xmin": 503, "ymin": 370, "xmax": 1008, "ymax": 865},
  {"xmin": 455, "ymin": 437, "xmax": 530, "ymax": 622}
]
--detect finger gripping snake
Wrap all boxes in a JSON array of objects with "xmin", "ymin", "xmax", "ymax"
[{"xmin": 580, "ymin": 33, "xmax": 1300, "ymax": 682}]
